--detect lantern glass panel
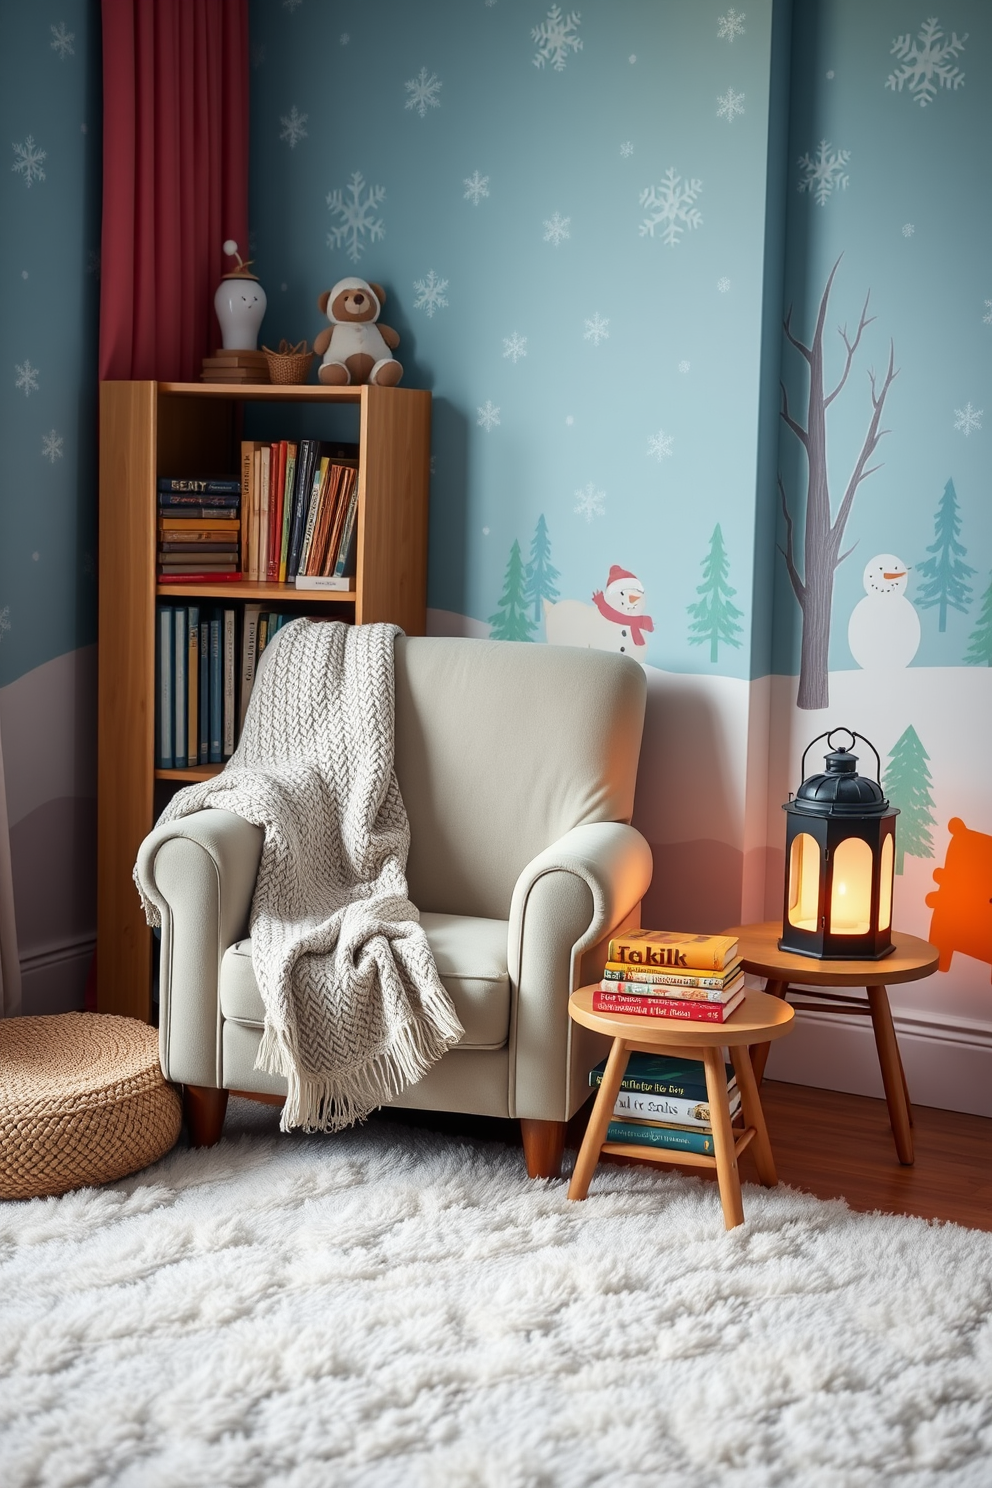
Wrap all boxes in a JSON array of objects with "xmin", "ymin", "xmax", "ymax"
[
  {"xmin": 829, "ymin": 837, "xmax": 873, "ymax": 935},
  {"xmin": 788, "ymin": 831, "xmax": 820, "ymax": 931},
  {"xmin": 878, "ymin": 834, "xmax": 893, "ymax": 932}
]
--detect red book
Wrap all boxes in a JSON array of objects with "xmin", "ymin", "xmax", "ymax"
[
  {"xmin": 268, "ymin": 441, "xmax": 287, "ymax": 582},
  {"xmin": 158, "ymin": 572, "xmax": 245, "ymax": 583},
  {"xmin": 592, "ymin": 988, "xmax": 745, "ymax": 1023}
]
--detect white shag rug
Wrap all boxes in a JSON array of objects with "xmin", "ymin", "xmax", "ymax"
[{"xmin": 2, "ymin": 1100, "xmax": 991, "ymax": 1488}]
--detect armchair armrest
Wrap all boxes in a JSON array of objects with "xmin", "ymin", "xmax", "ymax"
[
  {"xmin": 135, "ymin": 809, "xmax": 264, "ymax": 1087},
  {"xmin": 507, "ymin": 822, "xmax": 653, "ymax": 1123}
]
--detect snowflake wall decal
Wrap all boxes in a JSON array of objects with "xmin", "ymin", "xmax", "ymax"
[
  {"xmin": 463, "ymin": 170, "xmax": 490, "ymax": 205},
  {"xmin": 15, "ymin": 360, "xmax": 39, "ymax": 395},
  {"xmin": 279, "ymin": 106, "xmax": 308, "ymax": 148},
  {"xmin": 326, "ymin": 172, "xmax": 385, "ymax": 263},
  {"xmin": 42, "ymin": 429, "xmax": 64, "ymax": 463},
  {"xmin": 12, "ymin": 137, "xmax": 46, "ymax": 188},
  {"xmin": 953, "ymin": 402, "xmax": 982, "ymax": 437},
  {"xmin": 502, "ymin": 332, "xmax": 527, "ymax": 363},
  {"xmin": 647, "ymin": 430, "xmax": 674, "ymax": 461},
  {"xmin": 405, "ymin": 68, "xmax": 442, "ymax": 118},
  {"xmin": 716, "ymin": 87, "xmax": 745, "ymax": 122},
  {"xmin": 543, "ymin": 211, "xmax": 571, "ymax": 247},
  {"xmin": 638, "ymin": 169, "xmax": 703, "ymax": 247},
  {"xmin": 678, "ymin": 360, "xmax": 690, "ymax": 373},
  {"xmin": 717, "ymin": 278, "xmax": 731, "ymax": 293},
  {"xmin": 797, "ymin": 139, "xmax": 850, "ymax": 205},
  {"xmin": 574, "ymin": 482, "xmax": 605, "ymax": 523},
  {"xmin": 717, "ymin": 9, "xmax": 746, "ymax": 42},
  {"xmin": 984, "ymin": 300, "xmax": 992, "ymax": 325},
  {"xmin": 902, "ymin": 223, "xmax": 915, "ymax": 236},
  {"xmin": 477, "ymin": 400, "xmax": 501, "ymax": 432},
  {"xmin": 413, "ymin": 271, "xmax": 449, "ymax": 318},
  {"xmin": 50, "ymin": 22, "xmax": 75, "ymax": 59},
  {"xmin": 583, "ymin": 313, "xmax": 609, "ymax": 346},
  {"xmin": 282, "ymin": 0, "xmax": 303, "ymax": 12},
  {"xmin": 620, "ymin": 141, "xmax": 633, "ymax": 157},
  {"xmin": 532, "ymin": 7, "xmax": 582, "ymax": 71},
  {"xmin": 887, "ymin": 18, "xmax": 966, "ymax": 108}
]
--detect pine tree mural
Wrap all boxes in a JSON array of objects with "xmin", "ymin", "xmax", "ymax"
[
  {"xmin": 965, "ymin": 572, "xmax": 992, "ymax": 665},
  {"xmin": 882, "ymin": 726, "xmax": 936, "ymax": 874},
  {"xmin": 524, "ymin": 513, "xmax": 560, "ymax": 624},
  {"xmin": 687, "ymin": 524, "xmax": 743, "ymax": 663},
  {"xmin": 916, "ymin": 478, "xmax": 974, "ymax": 632},
  {"xmin": 488, "ymin": 539, "xmax": 536, "ymax": 641}
]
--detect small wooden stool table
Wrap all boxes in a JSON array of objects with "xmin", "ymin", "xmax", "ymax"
[
  {"xmin": 723, "ymin": 922, "xmax": 939, "ymax": 1166},
  {"xmin": 567, "ymin": 987, "xmax": 795, "ymax": 1230}
]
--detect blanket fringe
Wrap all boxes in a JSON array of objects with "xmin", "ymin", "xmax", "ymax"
[{"xmin": 257, "ymin": 999, "xmax": 464, "ymax": 1134}]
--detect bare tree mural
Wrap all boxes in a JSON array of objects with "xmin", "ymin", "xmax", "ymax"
[{"xmin": 778, "ymin": 256, "xmax": 899, "ymax": 709}]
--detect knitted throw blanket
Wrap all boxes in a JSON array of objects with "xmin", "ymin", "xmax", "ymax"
[{"xmin": 136, "ymin": 619, "xmax": 463, "ymax": 1133}]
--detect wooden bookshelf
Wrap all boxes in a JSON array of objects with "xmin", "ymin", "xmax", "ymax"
[{"xmin": 97, "ymin": 380, "xmax": 431, "ymax": 1020}]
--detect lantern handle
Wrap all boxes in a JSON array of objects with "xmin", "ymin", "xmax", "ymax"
[{"xmin": 799, "ymin": 728, "xmax": 882, "ymax": 787}]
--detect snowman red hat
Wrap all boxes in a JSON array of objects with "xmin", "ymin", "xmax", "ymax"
[{"xmin": 592, "ymin": 565, "xmax": 654, "ymax": 646}]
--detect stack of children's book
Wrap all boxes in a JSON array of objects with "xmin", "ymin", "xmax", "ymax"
[
  {"xmin": 590, "ymin": 1051, "xmax": 742, "ymax": 1156},
  {"xmin": 594, "ymin": 929, "xmax": 744, "ymax": 1023},
  {"xmin": 157, "ymin": 478, "xmax": 242, "ymax": 582},
  {"xmin": 240, "ymin": 439, "xmax": 359, "ymax": 587}
]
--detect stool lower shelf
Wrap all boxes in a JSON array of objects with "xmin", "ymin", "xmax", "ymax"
[{"xmin": 600, "ymin": 1125, "xmax": 756, "ymax": 1169}]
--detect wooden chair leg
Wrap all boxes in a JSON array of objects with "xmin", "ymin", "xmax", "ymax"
[
  {"xmin": 704, "ymin": 1047, "xmax": 745, "ymax": 1229},
  {"xmin": 568, "ymin": 1037, "xmax": 630, "ymax": 1200},
  {"xmin": 730, "ymin": 1044, "xmax": 777, "ymax": 1187},
  {"xmin": 866, "ymin": 985, "xmax": 914, "ymax": 1165},
  {"xmin": 750, "ymin": 979, "xmax": 788, "ymax": 1084},
  {"xmin": 520, "ymin": 1118, "xmax": 567, "ymax": 1179},
  {"xmin": 184, "ymin": 1085, "xmax": 229, "ymax": 1148}
]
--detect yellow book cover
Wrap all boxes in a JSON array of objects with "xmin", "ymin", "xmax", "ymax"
[{"xmin": 606, "ymin": 928, "xmax": 739, "ymax": 971}]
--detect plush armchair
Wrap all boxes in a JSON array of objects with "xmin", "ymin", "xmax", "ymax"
[{"xmin": 135, "ymin": 635, "xmax": 652, "ymax": 1177}]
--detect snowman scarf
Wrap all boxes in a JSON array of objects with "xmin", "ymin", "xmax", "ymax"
[{"xmin": 591, "ymin": 591, "xmax": 655, "ymax": 647}]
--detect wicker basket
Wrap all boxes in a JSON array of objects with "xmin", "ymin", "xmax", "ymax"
[{"xmin": 262, "ymin": 339, "xmax": 315, "ymax": 385}]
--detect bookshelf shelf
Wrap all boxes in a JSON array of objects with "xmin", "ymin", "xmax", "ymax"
[{"xmin": 98, "ymin": 380, "xmax": 431, "ymax": 1021}]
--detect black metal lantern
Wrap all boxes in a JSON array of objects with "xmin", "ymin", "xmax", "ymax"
[{"xmin": 780, "ymin": 728, "xmax": 899, "ymax": 960}]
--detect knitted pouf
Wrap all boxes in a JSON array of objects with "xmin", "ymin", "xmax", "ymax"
[{"xmin": 0, "ymin": 1012, "xmax": 182, "ymax": 1200}]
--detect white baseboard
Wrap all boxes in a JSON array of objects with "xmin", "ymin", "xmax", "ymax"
[
  {"xmin": 19, "ymin": 935, "xmax": 94, "ymax": 1016},
  {"xmin": 764, "ymin": 1001, "xmax": 992, "ymax": 1119}
]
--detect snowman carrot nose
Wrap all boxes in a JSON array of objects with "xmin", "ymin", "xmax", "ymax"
[{"xmin": 883, "ymin": 570, "xmax": 907, "ymax": 580}]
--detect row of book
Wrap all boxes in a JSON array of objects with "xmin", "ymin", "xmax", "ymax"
[
  {"xmin": 594, "ymin": 929, "xmax": 743, "ymax": 1023},
  {"xmin": 240, "ymin": 440, "xmax": 359, "ymax": 588},
  {"xmin": 155, "ymin": 604, "xmax": 293, "ymax": 769},
  {"xmin": 592, "ymin": 1051, "xmax": 740, "ymax": 1158},
  {"xmin": 158, "ymin": 479, "xmax": 241, "ymax": 583}
]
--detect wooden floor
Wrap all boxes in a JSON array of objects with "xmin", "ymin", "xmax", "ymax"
[{"xmin": 378, "ymin": 1080, "xmax": 992, "ymax": 1233}]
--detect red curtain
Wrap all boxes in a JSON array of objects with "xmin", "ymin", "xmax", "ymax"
[{"xmin": 99, "ymin": 0, "xmax": 249, "ymax": 382}]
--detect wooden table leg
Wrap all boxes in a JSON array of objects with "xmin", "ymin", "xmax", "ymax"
[
  {"xmin": 730, "ymin": 1044, "xmax": 777, "ymax": 1188},
  {"xmin": 866, "ymin": 984, "xmax": 914, "ymax": 1165},
  {"xmin": 750, "ymin": 979, "xmax": 789, "ymax": 1085},
  {"xmin": 703, "ymin": 1046, "xmax": 744, "ymax": 1229},
  {"xmin": 568, "ymin": 1037, "xmax": 629, "ymax": 1201}
]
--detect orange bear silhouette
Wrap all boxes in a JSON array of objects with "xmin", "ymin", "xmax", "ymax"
[{"xmin": 925, "ymin": 818, "xmax": 992, "ymax": 980}]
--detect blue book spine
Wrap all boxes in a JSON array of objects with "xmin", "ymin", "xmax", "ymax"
[
  {"xmin": 158, "ymin": 478, "xmax": 241, "ymax": 495},
  {"xmin": 156, "ymin": 607, "xmax": 174, "ymax": 769},
  {"xmin": 606, "ymin": 1121, "xmax": 716, "ymax": 1156},
  {"xmin": 589, "ymin": 1053, "xmax": 734, "ymax": 1099},
  {"xmin": 173, "ymin": 608, "xmax": 187, "ymax": 769},
  {"xmin": 208, "ymin": 614, "xmax": 223, "ymax": 763},
  {"xmin": 198, "ymin": 620, "xmax": 210, "ymax": 763},
  {"xmin": 287, "ymin": 439, "xmax": 316, "ymax": 580}
]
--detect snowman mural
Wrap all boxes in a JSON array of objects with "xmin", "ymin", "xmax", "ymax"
[
  {"xmin": 847, "ymin": 554, "xmax": 921, "ymax": 669},
  {"xmin": 543, "ymin": 566, "xmax": 654, "ymax": 656}
]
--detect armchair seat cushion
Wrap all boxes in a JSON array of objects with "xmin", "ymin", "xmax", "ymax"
[{"xmin": 219, "ymin": 911, "xmax": 511, "ymax": 1051}]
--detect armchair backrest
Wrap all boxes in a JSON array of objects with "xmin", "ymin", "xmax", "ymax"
[{"xmin": 394, "ymin": 637, "xmax": 647, "ymax": 920}]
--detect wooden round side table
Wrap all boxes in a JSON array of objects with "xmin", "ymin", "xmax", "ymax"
[
  {"xmin": 567, "ymin": 988, "xmax": 795, "ymax": 1230},
  {"xmin": 723, "ymin": 922, "xmax": 939, "ymax": 1166}
]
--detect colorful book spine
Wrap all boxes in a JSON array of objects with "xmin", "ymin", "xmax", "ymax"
[
  {"xmin": 607, "ymin": 929, "xmax": 739, "ymax": 971},
  {"xmin": 605, "ymin": 1121, "xmax": 716, "ymax": 1156},
  {"xmin": 222, "ymin": 608, "xmax": 236, "ymax": 757},
  {"xmin": 278, "ymin": 443, "xmax": 297, "ymax": 583},
  {"xmin": 590, "ymin": 1051, "xmax": 736, "ymax": 1098},
  {"xmin": 239, "ymin": 603, "xmax": 262, "ymax": 732},
  {"xmin": 173, "ymin": 608, "xmax": 187, "ymax": 769},
  {"xmin": 187, "ymin": 606, "xmax": 199, "ymax": 766},
  {"xmin": 333, "ymin": 476, "xmax": 360, "ymax": 577},
  {"xmin": 286, "ymin": 439, "xmax": 315, "ymax": 580},
  {"xmin": 599, "ymin": 976, "xmax": 744, "ymax": 1004},
  {"xmin": 158, "ymin": 479, "xmax": 241, "ymax": 495},
  {"xmin": 592, "ymin": 988, "xmax": 745, "ymax": 1023},
  {"xmin": 601, "ymin": 961, "xmax": 740, "ymax": 990},
  {"xmin": 156, "ymin": 607, "xmax": 174, "ymax": 769},
  {"xmin": 611, "ymin": 1088, "xmax": 741, "ymax": 1128},
  {"xmin": 208, "ymin": 614, "xmax": 222, "ymax": 764},
  {"xmin": 198, "ymin": 619, "xmax": 209, "ymax": 764},
  {"xmin": 298, "ymin": 456, "xmax": 329, "ymax": 574},
  {"xmin": 267, "ymin": 441, "xmax": 287, "ymax": 583},
  {"xmin": 158, "ymin": 572, "xmax": 244, "ymax": 584},
  {"xmin": 258, "ymin": 445, "xmax": 271, "ymax": 581}
]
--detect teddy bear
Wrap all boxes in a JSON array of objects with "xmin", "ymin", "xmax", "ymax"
[{"xmin": 313, "ymin": 278, "xmax": 403, "ymax": 386}]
